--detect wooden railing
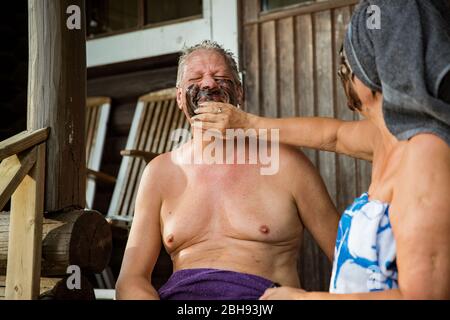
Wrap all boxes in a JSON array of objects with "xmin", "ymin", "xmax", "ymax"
[{"xmin": 0, "ymin": 128, "xmax": 49, "ymax": 299}]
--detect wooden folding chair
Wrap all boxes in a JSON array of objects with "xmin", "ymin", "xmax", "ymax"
[
  {"xmin": 95, "ymin": 88, "xmax": 190, "ymax": 292},
  {"xmin": 84, "ymin": 97, "xmax": 113, "ymax": 209},
  {"xmin": 107, "ymin": 88, "xmax": 190, "ymax": 225}
]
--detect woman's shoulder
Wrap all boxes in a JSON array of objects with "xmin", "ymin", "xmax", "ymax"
[
  {"xmin": 407, "ymin": 133, "xmax": 449, "ymax": 153},
  {"xmin": 400, "ymin": 133, "xmax": 450, "ymax": 171},
  {"xmin": 391, "ymin": 133, "xmax": 450, "ymax": 216}
]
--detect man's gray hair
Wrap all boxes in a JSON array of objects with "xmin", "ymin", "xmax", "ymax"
[{"xmin": 176, "ymin": 40, "xmax": 241, "ymax": 87}]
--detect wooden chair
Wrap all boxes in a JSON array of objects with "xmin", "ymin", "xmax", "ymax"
[
  {"xmin": 107, "ymin": 87, "xmax": 190, "ymax": 225},
  {"xmin": 84, "ymin": 97, "xmax": 113, "ymax": 209},
  {"xmin": 94, "ymin": 88, "xmax": 190, "ymax": 292}
]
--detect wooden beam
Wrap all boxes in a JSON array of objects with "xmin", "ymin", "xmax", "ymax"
[
  {"xmin": 27, "ymin": 0, "xmax": 87, "ymax": 211},
  {"xmin": 242, "ymin": 0, "xmax": 260, "ymax": 24},
  {"xmin": 5, "ymin": 143, "xmax": 46, "ymax": 300},
  {"xmin": 246, "ymin": 0, "xmax": 359, "ymax": 25},
  {"xmin": 0, "ymin": 128, "xmax": 49, "ymax": 162},
  {"xmin": 0, "ymin": 148, "xmax": 37, "ymax": 211}
]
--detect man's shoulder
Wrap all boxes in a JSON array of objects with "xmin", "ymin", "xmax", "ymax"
[
  {"xmin": 145, "ymin": 151, "xmax": 172, "ymax": 170},
  {"xmin": 275, "ymin": 144, "xmax": 317, "ymax": 180},
  {"xmin": 142, "ymin": 150, "xmax": 180, "ymax": 181},
  {"xmin": 278, "ymin": 144, "xmax": 313, "ymax": 167}
]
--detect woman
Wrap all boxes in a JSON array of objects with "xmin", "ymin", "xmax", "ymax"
[{"xmin": 191, "ymin": 0, "xmax": 450, "ymax": 299}]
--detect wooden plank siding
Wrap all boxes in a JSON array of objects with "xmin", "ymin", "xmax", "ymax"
[{"xmin": 240, "ymin": 0, "xmax": 369, "ymax": 291}]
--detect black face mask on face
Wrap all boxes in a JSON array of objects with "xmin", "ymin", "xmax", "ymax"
[{"xmin": 185, "ymin": 79, "xmax": 240, "ymax": 118}]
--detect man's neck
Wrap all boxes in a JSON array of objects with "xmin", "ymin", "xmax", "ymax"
[
  {"xmin": 192, "ymin": 127, "xmax": 215, "ymax": 148},
  {"xmin": 190, "ymin": 127, "xmax": 256, "ymax": 165}
]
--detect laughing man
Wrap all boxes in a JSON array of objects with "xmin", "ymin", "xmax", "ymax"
[{"xmin": 116, "ymin": 41, "xmax": 339, "ymax": 300}]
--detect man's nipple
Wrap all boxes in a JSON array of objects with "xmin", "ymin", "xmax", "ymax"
[
  {"xmin": 166, "ymin": 234, "xmax": 175, "ymax": 244},
  {"xmin": 259, "ymin": 225, "xmax": 270, "ymax": 235}
]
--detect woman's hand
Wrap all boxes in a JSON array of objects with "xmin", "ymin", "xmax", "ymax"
[
  {"xmin": 259, "ymin": 287, "xmax": 307, "ymax": 300},
  {"xmin": 191, "ymin": 101, "xmax": 254, "ymax": 133}
]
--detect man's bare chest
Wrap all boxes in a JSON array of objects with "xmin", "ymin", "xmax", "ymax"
[{"xmin": 158, "ymin": 164, "xmax": 302, "ymax": 252}]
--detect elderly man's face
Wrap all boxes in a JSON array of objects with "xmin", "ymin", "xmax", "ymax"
[{"xmin": 176, "ymin": 49, "xmax": 243, "ymax": 118}]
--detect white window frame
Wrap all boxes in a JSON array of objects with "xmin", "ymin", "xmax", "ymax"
[{"xmin": 86, "ymin": 0, "xmax": 238, "ymax": 67}]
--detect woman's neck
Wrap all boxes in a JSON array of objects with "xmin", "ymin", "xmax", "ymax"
[
  {"xmin": 364, "ymin": 99, "xmax": 399, "ymax": 152},
  {"xmin": 364, "ymin": 99, "xmax": 407, "ymax": 201}
]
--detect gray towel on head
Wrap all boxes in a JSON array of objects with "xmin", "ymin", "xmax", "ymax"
[{"xmin": 344, "ymin": 0, "xmax": 450, "ymax": 145}]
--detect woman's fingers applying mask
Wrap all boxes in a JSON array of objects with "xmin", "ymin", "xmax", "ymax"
[
  {"xmin": 191, "ymin": 101, "xmax": 248, "ymax": 131},
  {"xmin": 193, "ymin": 101, "xmax": 227, "ymax": 116}
]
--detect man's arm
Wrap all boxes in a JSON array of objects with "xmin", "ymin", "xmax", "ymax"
[
  {"xmin": 288, "ymin": 147, "xmax": 340, "ymax": 261},
  {"xmin": 115, "ymin": 157, "xmax": 165, "ymax": 300}
]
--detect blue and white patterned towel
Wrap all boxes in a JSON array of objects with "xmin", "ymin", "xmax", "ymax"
[{"xmin": 330, "ymin": 192, "xmax": 398, "ymax": 293}]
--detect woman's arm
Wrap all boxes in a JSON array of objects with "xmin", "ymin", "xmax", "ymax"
[
  {"xmin": 192, "ymin": 103, "xmax": 378, "ymax": 160},
  {"xmin": 115, "ymin": 158, "xmax": 165, "ymax": 300},
  {"xmin": 390, "ymin": 134, "xmax": 450, "ymax": 299},
  {"xmin": 247, "ymin": 115, "xmax": 377, "ymax": 161}
]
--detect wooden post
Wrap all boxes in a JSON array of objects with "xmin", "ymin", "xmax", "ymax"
[
  {"xmin": 5, "ymin": 144, "xmax": 45, "ymax": 299},
  {"xmin": 27, "ymin": 0, "xmax": 87, "ymax": 211}
]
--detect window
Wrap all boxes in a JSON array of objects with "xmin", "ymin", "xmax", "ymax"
[
  {"xmin": 261, "ymin": 0, "xmax": 314, "ymax": 11},
  {"xmin": 87, "ymin": 0, "xmax": 139, "ymax": 37},
  {"xmin": 86, "ymin": 0, "xmax": 203, "ymax": 38},
  {"xmin": 145, "ymin": 0, "xmax": 202, "ymax": 25}
]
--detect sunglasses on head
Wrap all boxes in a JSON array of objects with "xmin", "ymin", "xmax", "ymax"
[{"xmin": 337, "ymin": 45, "xmax": 362, "ymax": 111}]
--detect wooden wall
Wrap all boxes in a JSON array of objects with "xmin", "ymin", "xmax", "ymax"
[{"xmin": 240, "ymin": 0, "xmax": 372, "ymax": 291}]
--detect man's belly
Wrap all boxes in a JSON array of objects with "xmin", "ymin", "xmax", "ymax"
[
  {"xmin": 159, "ymin": 170, "xmax": 304, "ymax": 287},
  {"xmin": 165, "ymin": 232, "xmax": 303, "ymax": 288}
]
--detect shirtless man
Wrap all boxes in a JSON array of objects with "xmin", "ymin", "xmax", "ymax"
[{"xmin": 116, "ymin": 41, "xmax": 339, "ymax": 300}]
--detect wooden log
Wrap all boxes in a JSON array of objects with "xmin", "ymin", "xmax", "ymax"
[{"xmin": 0, "ymin": 210, "xmax": 112, "ymax": 276}]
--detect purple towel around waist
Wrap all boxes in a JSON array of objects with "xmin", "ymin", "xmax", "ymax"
[{"xmin": 158, "ymin": 268, "xmax": 278, "ymax": 300}]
